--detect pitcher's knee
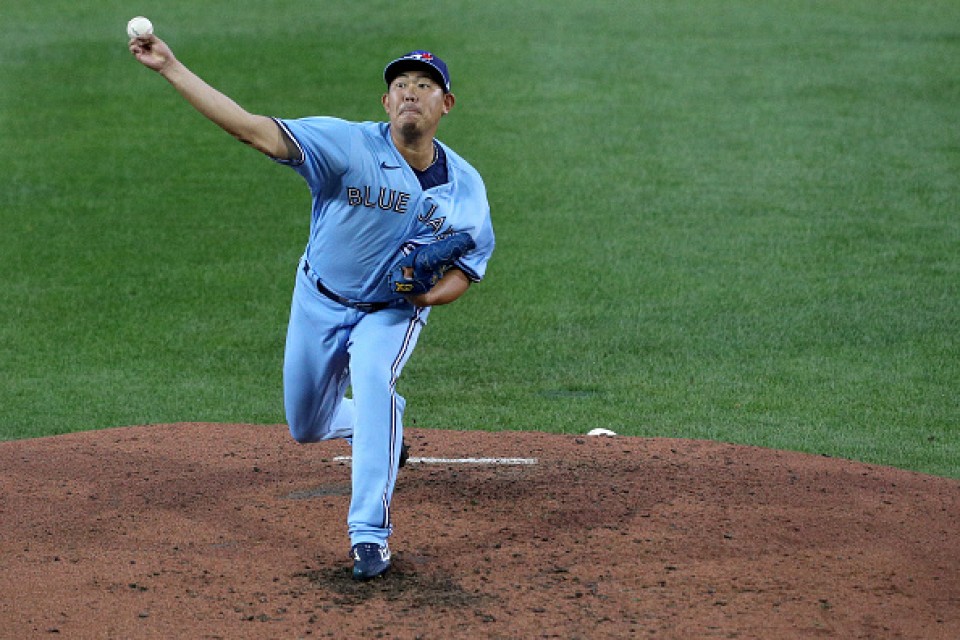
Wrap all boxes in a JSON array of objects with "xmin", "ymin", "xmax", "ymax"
[
  {"xmin": 288, "ymin": 421, "xmax": 317, "ymax": 444},
  {"xmin": 286, "ymin": 408, "xmax": 325, "ymax": 443}
]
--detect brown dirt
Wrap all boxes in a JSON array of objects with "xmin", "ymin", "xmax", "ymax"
[{"xmin": 0, "ymin": 423, "xmax": 957, "ymax": 639}]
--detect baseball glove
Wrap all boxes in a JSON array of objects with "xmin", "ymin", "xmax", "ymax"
[{"xmin": 389, "ymin": 232, "xmax": 476, "ymax": 295}]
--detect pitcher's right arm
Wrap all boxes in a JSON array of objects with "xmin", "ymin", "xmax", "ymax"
[{"xmin": 128, "ymin": 34, "xmax": 296, "ymax": 160}]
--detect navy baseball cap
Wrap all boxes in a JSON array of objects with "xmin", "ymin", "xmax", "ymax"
[{"xmin": 384, "ymin": 50, "xmax": 451, "ymax": 93}]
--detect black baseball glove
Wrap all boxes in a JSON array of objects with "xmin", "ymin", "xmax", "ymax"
[{"xmin": 389, "ymin": 232, "xmax": 476, "ymax": 295}]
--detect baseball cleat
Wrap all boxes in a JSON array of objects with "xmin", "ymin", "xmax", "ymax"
[
  {"xmin": 351, "ymin": 543, "xmax": 391, "ymax": 580},
  {"xmin": 399, "ymin": 441, "xmax": 410, "ymax": 468}
]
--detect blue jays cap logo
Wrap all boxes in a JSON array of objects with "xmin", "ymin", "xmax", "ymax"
[{"xmin": 384, "ymin": 50, "xmax": 451, "ymax": 93}]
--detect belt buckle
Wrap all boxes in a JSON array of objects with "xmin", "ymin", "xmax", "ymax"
[{"xmin": 355, "ymin": 302, "xmax": 378, "ymax": 313}]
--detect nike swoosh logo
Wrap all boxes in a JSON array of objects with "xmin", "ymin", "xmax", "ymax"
[{"xmin": 380, "ymin": 161, "xmax": 402, "ymax": 170}]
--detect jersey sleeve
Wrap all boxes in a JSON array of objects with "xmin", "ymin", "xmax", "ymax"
[
  {"xmin": 457, "ymin": 213, "xmax": 495, "ymax": 282},
  {"xmin": 453, "ymin": 170, "xmax": 495, "ymax": 283},
  {"xmin": 458, "ymin": 210, "xmax": 494, "ymax": 282},
  {"xmin": 270, "ymin": 116, "xmax": 354, "ymax": 191}
]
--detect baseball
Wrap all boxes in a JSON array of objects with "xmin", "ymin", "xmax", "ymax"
[
  {"xmin": 587, "ymin": 428, "xmax": 617, "ymax": 437},
  {"xmin": 126, "ymin": 16, "xmax": 153, "ymax": 39}
]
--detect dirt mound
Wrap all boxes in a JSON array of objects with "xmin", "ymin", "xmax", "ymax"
[{"xmin": 1, "ymin": 423, "xmax": 957, "ymax": 638}]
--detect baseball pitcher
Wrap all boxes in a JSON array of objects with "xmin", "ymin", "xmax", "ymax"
[{"xmin": 129, "ymin": 31, "xmax": 494, "ymax": 580}]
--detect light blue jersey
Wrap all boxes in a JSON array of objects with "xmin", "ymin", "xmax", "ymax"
[
  {"xmin": 274, "ymin": 116, "xmax": 494, "ymax": 549},
  {"xmin": 274, "ymin": 117, "xmax": 494, "ymax": 302}
]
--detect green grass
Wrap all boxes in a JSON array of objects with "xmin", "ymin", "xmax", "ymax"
[{"xmin": 1, "ymin": 0, "xmax": 957, "ymax": 478}]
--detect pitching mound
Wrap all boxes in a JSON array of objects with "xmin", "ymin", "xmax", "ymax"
[{"xmin": 1, "ymin": 423, "xmax": 957, "ymax": 639}]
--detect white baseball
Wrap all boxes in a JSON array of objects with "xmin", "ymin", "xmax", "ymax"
[
  {"xmin": 587, "ymin": 428, "xmax": 617, "ymax": 437},
  {"xmin": 127, "ymin": 16, "xmax": 154, "ymax": 39}
]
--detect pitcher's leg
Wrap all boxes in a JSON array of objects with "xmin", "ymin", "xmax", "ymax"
[
  {"xmin": 346, "ymin": 306, "xmax": 427, "ymax": 544},
  {"xmin": 283, "ymin": 268, "xmax": 353, "ymax": 443}
]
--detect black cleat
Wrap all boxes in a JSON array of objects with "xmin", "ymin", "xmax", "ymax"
[
  {"xmin": 399, "ymin": 441, "xmax": 410, "ymax": 468},
  {"xmin": 351, "ymin": 542, "xmax": 391, "ymax": 580}
]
